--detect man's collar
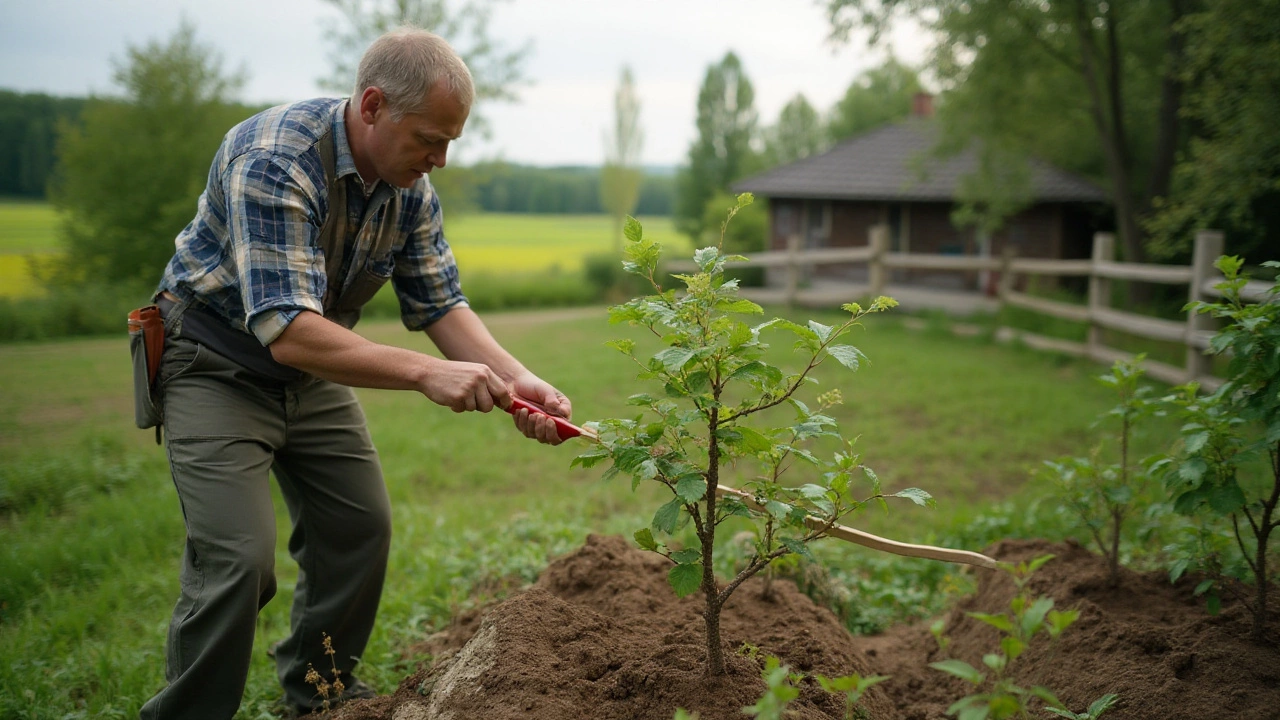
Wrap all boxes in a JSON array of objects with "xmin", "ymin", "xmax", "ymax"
[{"xmin": 331, "ymin": 100, "xmax": 362, "ymax": 181}]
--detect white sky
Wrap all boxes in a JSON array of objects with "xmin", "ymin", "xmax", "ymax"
[{"xmin": 0, "ymin": 0, "xmax": 930, "ymax": 166}]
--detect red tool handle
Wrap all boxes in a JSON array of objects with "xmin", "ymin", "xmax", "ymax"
[{"xmin": 505, "ymin": 396, "xmax": 592, "ymax": 440}]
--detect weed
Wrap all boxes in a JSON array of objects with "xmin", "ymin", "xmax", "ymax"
[
  {"xmin": 930, "ymin": 555, "xmax": 1118, "ymax": 720},
  {"xmin": 304, "ymin": 632, "xmax": 346, "ymax": 712},
  {"xmin": 742, "ymin": 655, "xmax": 803, "ymax": 720}
]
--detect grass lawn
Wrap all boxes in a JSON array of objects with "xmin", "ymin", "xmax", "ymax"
[
  {"xmin": 0, "ymin": 306, "xmax": 1182, "ymax": 718},
  {"xmin": 0, "ymin": 201, "xmax": 681, "ymax": 298}
]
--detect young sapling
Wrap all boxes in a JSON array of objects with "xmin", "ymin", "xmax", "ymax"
[{"xmin": 574, "ymin": 193, "xmax": 934, "ymax": 676}]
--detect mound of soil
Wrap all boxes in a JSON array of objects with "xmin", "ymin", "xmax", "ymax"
[
  {"xmin": 862, "ymin": 538, "xmax": 1280, "ymax": 720},
  {"xmin": 330, "ymin": 535, "xmax": 1278, "ymax": 720}
]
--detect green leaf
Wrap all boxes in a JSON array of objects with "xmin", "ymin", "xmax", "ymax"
[
  {"xmin": 670, "ymin": 548, "xmax": 701, "ymax": 564},
  {"xmin": 694, "ymin": 246, "xmax": 719, "ymax": 270},
  {"xmin": 1208, "ymin": 482, "xmax": 1247, "ymax": 514},
  {"xmin": 982, "ymin": 653, "xmax": 1007, "ymax": 672},
  {"xmin": 717, "ymin": 298, "xmax": 764, "ymax": 314},
  {"xmin": 675, "ymin": 475, "xmax": 708, "ymax": 503},
  {"xmin": 825, "ymin": 344, "xmax": 866, "ymax": 371},
  {"xmin": 891, "ymin": 487, "xmax": 936, "ymax": 508},
  {"xmin": 1021, "ymin": 597, "xmax": 1055, "ymax": 636},
  {"xmin": 655, "ymin": 347, "xmax": 697, "ymax": 373},
  {"xmin": 968, "ymin": 612, "xmax": 1014, "ymax": 633},
  {"xmin": 633, "ymin": 528, "xmax": 658, "ymax": 552},
  {"xmin": 1031, "ymin": 686, "xmax": 1067, "ymax": 710},
  {"xmin": 605, "ymin": 338, "xmax": 636, "ymax": 355},
  {"xmin": 721, "ymin": 426, "xmax": 773, "ymax": 454},
  {"xmin": 929, "ymin": 659, "xmax": 985, "ymax": 685},
  {"xmin": 623, "ymin": 215, "xmax": 643, "ymax": 244},
  {"xmin": 1000, "ymin": 635, "xmax": 1026, "ymax": 661},
  {"xmin": 730, "ymin": 361, "xmax": 784, "ymax": 386},
  {"xmin": 764, "ymin": 500, "xmax": 792, "ymax": 521},
  {"xmin": 808, "ymin": 320, "xmax": 835, "ymax": 343},
  {"xmin": 779, "ymin": 537, "xmax": 814, "ymax": 560},
  {"xmin": 652, "ymin": 498, "xmax": 683, "ymax": 534},
  {"xmin": 668, "ymin": 562, "xmax": 702, "ymax": 598}
]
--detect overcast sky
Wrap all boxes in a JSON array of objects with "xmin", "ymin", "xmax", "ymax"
[{"xmin": 0, "ymin": 0, "xmax": 929, "ymax": 167}]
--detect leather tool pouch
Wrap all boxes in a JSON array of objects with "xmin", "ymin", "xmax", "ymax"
[{"xmin": 128, "ymin": 304, "xmax": 165, "ymax": 432}]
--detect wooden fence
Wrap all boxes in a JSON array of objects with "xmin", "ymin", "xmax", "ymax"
[{"xmin": 668, "ymin": 228, "xmax": 1273, "ymax": 390}]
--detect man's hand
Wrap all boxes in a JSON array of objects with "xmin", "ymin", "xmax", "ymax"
[
  {"xmin": 420, "ymin": 357, "xmax": 511, "ymax": 413},
  {"xmin": 510, "ymin": 372, "xmax": 572, "ymax": 445}
]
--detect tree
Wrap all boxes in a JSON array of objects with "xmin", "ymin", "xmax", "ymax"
[
  {"xmin": 600, "ymin": 67, "xmax": 645, "ymax": 253},
  {"xmin": 674, "ymin": 52, "xmax": 759, "ymax": 242},
  {"xmin": 0, "ymin": 91, "xmax": 86, "ymax": 199},
  {"xmin": 761, "ymin": 93, "xmax": 826, "ymax": 168},
  {"xmin": 51, "ymin": 22, "xmax": 255, "ymax": 285},
  {"xmin": 826, "ymin": 0, "xmax": 1192, "ymax": 267},
  {"xmin": 317, "ymin": 0, "xmax": 527, "ymax": 135},
  {"xmin": 826, "ymin": 57, "xmax": 922, "ymax": 143},
  {"xmin": 1147, "ymin": 0, "xmax": 1280, "ymax": 262}
]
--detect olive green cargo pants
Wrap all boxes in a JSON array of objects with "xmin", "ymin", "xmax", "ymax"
[{"xmin": 139, "ymin": 325, "xmax": 392, "ymax": 719}]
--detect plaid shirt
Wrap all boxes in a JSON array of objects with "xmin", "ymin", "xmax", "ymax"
[{"xmin": 158, "ymin": 98, "xmax": 468, "ymax": 346}]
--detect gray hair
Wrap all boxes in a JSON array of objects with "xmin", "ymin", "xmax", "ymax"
[{"xmin": 353, "ymin": 27, "xmax": 474, "ymax": 120}]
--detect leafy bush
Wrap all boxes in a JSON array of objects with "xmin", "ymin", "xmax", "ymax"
[{"xmin": 0, "ymin": 280, "xmax": 146, "ymax": 342}]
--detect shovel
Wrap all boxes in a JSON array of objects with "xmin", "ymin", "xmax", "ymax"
[{"xmin": 505, "ymin": 398, "xmax": 998, "ymax": 570}]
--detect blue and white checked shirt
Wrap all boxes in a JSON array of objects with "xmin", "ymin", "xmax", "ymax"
[{"xmin": 158, "ymin": 98, "xmax": 468, "ymax": 346}]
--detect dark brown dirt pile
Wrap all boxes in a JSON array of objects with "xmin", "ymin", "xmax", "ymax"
[
  {"xmin": 855, "ymin": 538, "xmax": 1280, "ymax": 720},
  {"xmin": 331, "ymin": 533, "xmax": 893, "ymax": 720},
  {"xmin": 329, "ymin": 535, "xmax": 1278, "ymax": 720}
]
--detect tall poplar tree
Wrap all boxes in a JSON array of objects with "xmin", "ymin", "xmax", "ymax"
[
  {"xmin": 675, "ymin": 52, "xmax": 759, "ymax": 242},
  {"xmin": 600, "ymin": 67, "xmax": 644, "ymax": 253}
]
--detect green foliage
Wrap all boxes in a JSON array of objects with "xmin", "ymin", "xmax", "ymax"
[
  {"xmin": 742, "ymin": 656, "xmax": 803, "ymax": 720},
  {"xmin": 0, "ymin": 279, "xmax": 149, "ymax": 342},
  {"xmin": 761, "ymin": 93, "xmax": 827, "ymax": 167},
  {"xmin": 51, "ymin": 22, "xmax": 258, "ymax": 285},
  {"xmin": 1040, "ymin": 356, "xmax": 1159, "ymax": 585},
  {"xmin": 1154, "ymin": 256, "xmax": 1280, "ymax": 641},
  {"xmin": 577, "ymin": 194, "xmax": 922, "ymax": 674},
  {"xmin": 0, "ymin": 91, "xmax": 86, "ymax": 199},
  {"xmin": 1045, "ymin": 694, "xmax": 1121, "ymax": 720},
  {"xmin": 1147, "ymin": 0, "xmax": 1280, "ymax": 261},
  {"xmin": 816, "ymin": 670, "xmax": 889, "ymax": 720},
  {"xmin": 602, "ymin": 66, "xmax": 645, "ymax": 253},
  {"xmin": 930, "ymin": 556, "xmax": 1117, "ymax": 720},
  {"xmin": 675, "ymin": 53, "xmax": 759, "ymax": 242},
  {"xmin": 826, "ymin": 57, "xmax": 923, "ymax": 143},
  {"xmin": 468, "ymin": 163, "xmax": 674, "ymax": 215}
]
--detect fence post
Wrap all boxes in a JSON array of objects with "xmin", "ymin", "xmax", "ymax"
[
  {"xmin": 1186, "ymin": 230, "xmax": 1224, "ymax": 383},
  {"xmin": 998, "ymin": 245, "xmax": 1016, "ymax": 301},
  {"xmin": 785, "ymin": 232, "xmax": 800, "ymax": 307},
  {"xmin": 1087, "ymin": 232, "xmax": 1114, "ymax": 361},
  {"xmin": 869, "ymin": 224, "xmax": 888, "ymax": 298}
]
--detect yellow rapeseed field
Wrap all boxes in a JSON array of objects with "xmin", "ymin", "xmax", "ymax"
[{"xmin": 0, "ymin": 202, "xmax": 681, "ymax": 297}]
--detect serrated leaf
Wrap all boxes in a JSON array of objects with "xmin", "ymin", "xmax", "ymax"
[
  {"xmin": 694, "ymin": 246, "xmax": 719, "ymax": 270},
  {"xmin": 634, "ymin": 528, "xmax": 658, "ymax": 552},
  {"xmin": 668, "ymin": 562, "xmax": 702, "ymax": 598},
  {"xmin": 891, "ymin": 487, "xmax": 935, "ymax": 508},
  {"xmin": 655, "ymin": 347, "xmax": 697, "ymax": 373},
  {"xmin": 717, "ymin": 298, "xmax": 764, "ymax": 314},
  {"xmin": 764, "ymin": 500, "xmax": 792, "ymax": 521},
  {"xmin": 623, "ymin": 216, "xmax": 643, "ymax": 244},
  {"xmin": 779, "ymin": 537, "xmax": 814, "ymax": 560},
  {"xmin": 826, "ymin": 344, "xmax": 866, "ymax": 371},
  {"xmin": 675, "ymin": 475, "xmax": 708, "ymax": 503},
  {"xmin": 929, "ymin": 659, "xmax": 985, "ymax": 685},
  {"xmin": 808, "ymin": 320, "xmax": 835, "ymax": 343},
  {"xmin": 653, "ymin": 497, "xmax": 683, "ymax": 534},
  {"xmin": 670, "ymin": 548, "xmax": 701, "ymax": 564},
  {"xmin": 1208, "ymin": 482, "xmax": 1246, "ymax": 514}
]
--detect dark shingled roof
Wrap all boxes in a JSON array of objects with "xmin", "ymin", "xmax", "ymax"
[{"xmin": 734, "ymin": 118, "xmax": 1109, "ymax": 203}]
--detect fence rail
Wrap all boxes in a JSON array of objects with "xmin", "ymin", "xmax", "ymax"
[{"xmin": 667, "ymin": 226, "xmax": 1273, "ymax": 391}]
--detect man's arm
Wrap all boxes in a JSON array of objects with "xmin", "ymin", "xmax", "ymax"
[{"xmin": 269, "ymin": 308, "xmax": 570, "ymax": 444}]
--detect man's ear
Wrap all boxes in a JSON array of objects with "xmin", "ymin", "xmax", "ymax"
[{"xmin": 359, "ymin": 87, "xmax": 385, "ymax": 125}]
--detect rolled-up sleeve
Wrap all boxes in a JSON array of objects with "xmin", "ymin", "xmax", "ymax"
[
  {"xmin": 223, "ymin": 151, "xmax": 327, "ymax": 345},
  {"xmin": 393, "ymin": 187, "xmax": 469, "ymax": 330}
]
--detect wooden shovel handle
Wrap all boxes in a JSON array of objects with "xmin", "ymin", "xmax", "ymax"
[{"xmin": 715, "ymin": 484, "xmax": 999, "ymax": 570}]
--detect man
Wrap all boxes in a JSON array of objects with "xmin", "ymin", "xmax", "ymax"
[{"xmin": 139, "ymin": 28, "xmax": 569, "ymax": 719}]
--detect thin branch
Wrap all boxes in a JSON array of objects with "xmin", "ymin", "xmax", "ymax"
[{"xmin": 1233, "ymin": 513, "xmax": 1260, "ymax": 576}]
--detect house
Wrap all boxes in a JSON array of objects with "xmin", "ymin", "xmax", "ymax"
[{"xmin": 733, "ymin": 95, "xmax": 1110, "ymax": 293}]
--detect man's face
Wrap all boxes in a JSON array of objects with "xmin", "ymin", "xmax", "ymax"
[{"xmin": 361, "ymin": 82, "xmax": 469, "ymax": 188}]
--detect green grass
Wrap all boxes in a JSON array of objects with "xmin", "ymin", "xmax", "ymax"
[{"xmin": 0, "ymin": 307, "xmax": 1185, "ymax": 717}]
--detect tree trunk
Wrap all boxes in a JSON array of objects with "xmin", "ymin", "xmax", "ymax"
[
  {"xmin": 1142, "ymin": 0, "xmax": 1189, "ymax": 216},
  {"xmin": 703, "ymin": 405, "xmax": 726, "ymax": 676}
]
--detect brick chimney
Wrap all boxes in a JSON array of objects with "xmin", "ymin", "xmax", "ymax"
[{"xmin": 911, "ymin": 92, "xmax": 934, "ymax": 118}]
